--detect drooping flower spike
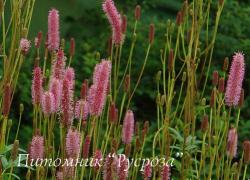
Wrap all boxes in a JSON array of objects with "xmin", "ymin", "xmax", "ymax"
[
  {"xmin": 225, "ymin": 52, "xmax": 245, "ymax": 106},
  {"xmin": 87, "ymin": 60, "xmax": 111, "ymax": 116},
  {"xmin": 103, "ymin": 0, "xmax": 122, "ymax": 45}
]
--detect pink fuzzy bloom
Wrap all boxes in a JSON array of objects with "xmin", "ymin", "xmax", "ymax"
[
  {"xmin": 64, "ymin": 67, "xmax": 75, "ymax": 90},
  {"xmin": 88, "ymin": 60, "xmax": 111, "ymax": 116},
  {"xmin": 30, "ymin": 135, "xmax": 44, "ymax": 160},
  {"xmin": 56, "ymin": 171, "xmax": 63, "ymax": 180},
  {"xmin": 20, "ymin": 38, "xmax": 31, "ymax": 55},
  {"xmin": 51, "ymin": 49, "xmax": 66, "ymax": 80},
  {"xmin": 103, "ymin": 0, "xmax": 122, "ymax": 45},
  {"xmin": 61, "ymin": 78, "xmax": 74, "ymax": 127},
  {"xmin": 32, "ymin": 67, "xmax": 43, "ymax": 105},
  {"xmin": 66, "ymin": 128, "xmax": 81, "ymax": 158},
  {"xmin": 225, "ymin": 52, "xmax": 245, "ymax": 106},
  {"xmin": 143, "ymin": 164, "xmax": 152, "ymax": 179},
  {"xmin": 161, "ymin": 165, "xmax": 171, "ymax": 180},
  {"xmin": 49, "ymin": 78, "xmax": 62, "ymax": 111},
  {"xmin": 122, "ymin": 110, "xmax": 135, "ymax": 144},
  {"xmin": 103, "ymin": 153, "xmax": 118, "ymax": 180},
  {"xmin": 82, "ymin": 135, "xmax": 91, "ymax": 159},
  {"xmin": 41, "ymin": 91, "xmax": 55, "ymax": 115},
  {"xmin": 93, "ymin": 150, "xmax": 102, "ymax": 170},
  {"xmin": 227, "ymin": 128, "xmax": 238, "ymax": 158},
  {"xmin": 117, "ymin": 155, "xmax": 129, "ymax": 180},
  {"xmin": 75, "ymin": 100, "xmax": 89, "ymax": 120},
  {"xmin": 48, "ymin": 8, "xmax": 60, "ymax": 51}
]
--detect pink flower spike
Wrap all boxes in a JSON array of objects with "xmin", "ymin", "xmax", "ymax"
[
  {"xmin": 82, "ymin": 135, "xmax": 91, "ymax": 159},
  {"xmin": 103, "ymin": 0, "xmax": 122, "ymax": 45},
  {"xmin": 49, "ymin": 78, "xmax": 62, "ymax": 111},
  {"xmin": 30, "ymin": 135, "xmax": 44, "ymax": 160},
  {"xmin": 20, "ymin": 38, "xmax": 31, "ymax": 55},
  {"xmin": 66, "ymin": 128, "xmax": 81, "ymax": 158},
  {"xmin": 117, "ymin": 154, "xmax": 129, "ymax": 180},
  {"xmin": 61, "ymin": 78, "xmax": 73, "ymax": 127},
  {"xmin": 225, "ymin": 52, "xmax": 245, "ymax": 106},
  {"xmin": 48, "ymin": 8, "xmax": 60, "ymax": 51},
  {"xmin": 64, "ymin": 67, "xmax": 75, "ymax": 90},
  {"xmin": 143, "ymin": 163, "xmax": 152, "ymax": 179},
  {"xmin": 75, "ymin": 100, "xmax": 89, "ymax": 120},
  {"xmin": 51, "ymin": 49, "xmax": 66, "ymax": 80},
  {"xmin": 227, "ymin": 128, "xmax": 238, "ymax": 158},
  {"xmin": 87, "ymin": 60, "xmax": 111, "ymax": 116},
  {"xmin": 32, "ymin": 67, "xmax": 43, "ymax": 105},
  {"xmin": 161, "ymin": 165, "xmax": 171, "ymax": 180},
  {"xmin": 41, "ymin": 91, "xmax": 55, "ymax": 115},
  {"xmin": 122, "ymin": 110, "xmax": 135, "ymax": 144},
  {"xmin": 93, "ymin": 150, "xmax": 102, "ymax": 171}
]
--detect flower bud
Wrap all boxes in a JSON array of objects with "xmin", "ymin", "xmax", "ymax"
[
  {"xmin": 201, "ymin": 115, "xmax": 209, "ymax": 132},
  {"xmin": 243, "ymin": 140, "xmax": 250, "ymax": 164},
  {"xmin": 212, "ymin": 71, "xmax": 219, "ymax": 86},
  {"xmin": 11, "ymin": 140, "xmax": 19, "ymax": 161},
  {"xmin": 149, "ymin": 24, "xmax": 155, "ymax": 44},
  {"xmin": 218, "ymin": 77, "xmax": 225, "ymax": 93},
  {"xmin": 210, "ymin": 88, "xmax": 216, "ymax": 108},
  {"xmin": 168, "ymin": 49, "xmax": 174, "ymax": 71},
  {"xmin": 222, "ymin": 57, "xmax": 229, "ymax": 72},
  {"xmin": 135, "ymin": 5, "xmax": 141, "ymax": 20}
]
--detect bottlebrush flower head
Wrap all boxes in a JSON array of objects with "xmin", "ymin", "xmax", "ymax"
[
  {"xmin": 103, "ymin": 0, "xmax": 122, "ymax": 45},
  {"xmin": 161, "ymin": 165, "xmax": 171, "ymax": 180},
  {"xmin": 225, "ymin": 52, "xmax": 245, "ymax": 106},
  {"xmin": 30, "ymin": 135, "xmax": 44, "ymax": 160},
  {"xmin": 41, "ymin": 91, "xmax": 55, "ymax": 115},
  {"xmin": 227, "ymin": 128, "xmax": 238, "ymax": 158},
  {"xmin": 49, "ymin": 78, "xmax": 62, "ymax": 111},
  {"xmin": 61, "ymin": 78, "xmax": 74, "ymax": 127},
  {"xmin": 87, "ymin": 60, "xmax": 111, "ymax": 116},
  {"xmin": 75, "ymin": 100, "xmax": 89, "ymax": 120},
  {"xmin": 103, "ymin": 153, "xmax": 118, "ymax": 180},
  {"xmin": 117, "ymin": 155, "xmax": 129, "ymax": 180},
  {"xmin": 48, "ymin": 8, "xmax": 60, "ymax": 51},
  {"xmin": 93, "ymin": 150, "xmax": 102, "ymax": 170},
  {"xmin": 109, "ymin": 102, "xmax": 118, "ymax": 123},
  {"xmin": 20, "ymin": 38, "xmax": 31, "ymax": 55},
  {"xmin": 51, "ymin": 49, "xmax": 66, "ymax": 80},
  {"xmin": 66, "ymin": 128, "xmax": 81, "ymax": 158},
  {"xmin": 122, "ymin": 110, "xmax": 135, "ymax": 144},
  {"xmin": 64, "ymin": 67, "xmax": 75, "ymax": 90},
  {"xmin": 2, "ymin": 83, "xmax": 11, "ymax": 117},
  {"xmin": 82, "ymin": 135, "xmax": 91, "ymax": 159},
  {"xmin": 143, "ymin": 164, "xmax": 152, "ymax": 179},
  {"xmin": 32, "ymin": 66, "xmax": 43, "ymax": 105}
]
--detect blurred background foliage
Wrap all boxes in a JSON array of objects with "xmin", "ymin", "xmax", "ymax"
[{"xmin": 6, "ymin": 0, "xmax": 250, "ymax": 155}]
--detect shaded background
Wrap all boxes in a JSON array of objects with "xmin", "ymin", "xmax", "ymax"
[{"xmin": 6, "ymin": 0, "xmax": 250, "ymax": 175}]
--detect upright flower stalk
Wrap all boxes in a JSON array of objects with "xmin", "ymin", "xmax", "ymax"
[
  {"xmin": 48, "ymin": 8, "xmax": 60, "ymax": 51},
  {"xmin": 225, "ymin": 52, "xmax": 245, "ymax": 106},
  {"xmin": 103, "ymin": 0, "xmax": 122, "ymax": 45}
]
